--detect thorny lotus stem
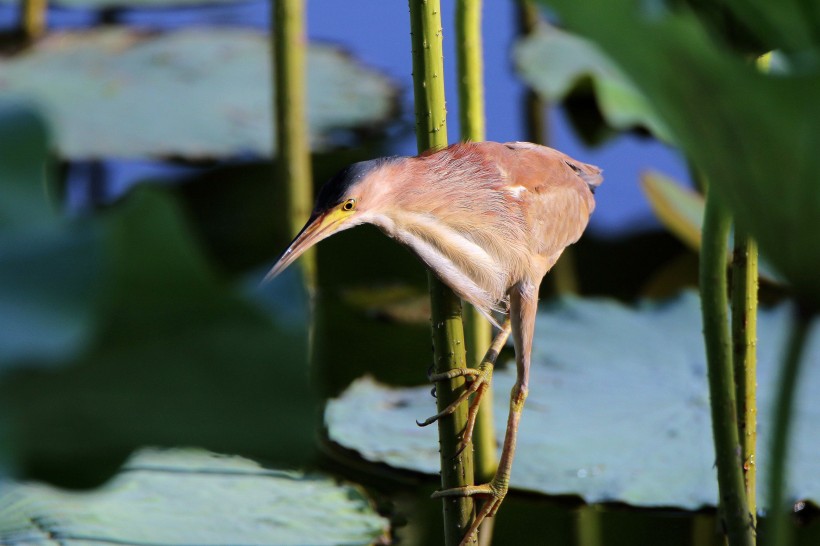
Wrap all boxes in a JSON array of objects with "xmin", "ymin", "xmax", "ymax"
[
  {"xmin": 408, "ymin": 1, "xmax": 477, "ymax": 544},
  {"xmin": 456, "ymin": 0, "xmax": 497, "ymax": 486},
  {"xmin": 456, "ymin": 0, "xmax": 485, "ymax": 142},
  {"xmin": 517, "ymin": 1, "xmax": 578, "ymax": 295},
  {"xmin": 728, "ymin": 52, "xmax": 769, "ymax": 528},
  {"xmin": 273, "ymin": 0, "xmax": 315, "ymax": 289},
  {"xmin": 700, "ymin": 184, "xmax": 754, "ymax": 546},
  {"xmin": 767, "ymin": 305, "xmax": 813, "ymax": 546},
  {"xmin": 731, "ymin": 228, "xmax": 758, "ymax": 526},
  {"xmin": 20, "ymin": 0, "xmax": 47, "ymax": 41}
]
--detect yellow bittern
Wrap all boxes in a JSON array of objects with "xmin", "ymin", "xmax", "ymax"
[{"xmin": 266, "ymin": 141, "xmax": 601, "ymax": 544}]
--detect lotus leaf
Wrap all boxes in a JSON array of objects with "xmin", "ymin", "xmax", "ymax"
[{"xmin": 326, "ymin": 293, "xmax": 820, "ymax": 509}]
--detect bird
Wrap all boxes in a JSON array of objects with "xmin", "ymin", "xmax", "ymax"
[{"xmin": 265, "ymin": 140, "xmax": 601, "ymax": 545}]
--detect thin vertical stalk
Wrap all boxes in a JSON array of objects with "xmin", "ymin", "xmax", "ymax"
[
  {"xmin": 456, "ymin": 0, "xmax": 496, "ymax": 485},
  {"xmin": 408, "ymin": 2, "xmax": 476, "ymax": 544},
  {"xmin": 731, "ymin": 229, "xmax": 758, "ymax": 525},
  {"xmin": 700, "ymin": 184, "xmax": 754, "ymax": 546},
  {"xmin": 766, "ymin": 305, "xmax": 813, "ymax": 546},
  {"xmin": 20, "ymin": 0, "xmax": 47, "ymax": 41},
  {"xmin": 456, "ymin": 0, "xmax": 485, "ymax": 142},
  {"xmin": 517, "ymin": 0, "xmax": 577, "ymax": 295},
  {"xmin": 727, "ymin": 52, "xmax": 770, "ymax": 528},
  {"xmin": 576, "ymin": 505, "xmax": 603, "ymax": 546},
  {"xmin": 273, "ymin": 0, "xmax": 315, "ymax": 288}
]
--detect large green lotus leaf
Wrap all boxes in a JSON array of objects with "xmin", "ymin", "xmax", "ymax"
[
  {"xmin": 514, "ymin": 25, "xmax": 672, "ymax": 142},
  {"xmin": 0, "ymin": 103, "xmax": 100, "ymax": 368},
  {"xmin": 0, "ymin": 29, "xmax": 396, "ymax": 159},
  {"xmin": 0, "ymin": 226, "xmax": 101, "ymax": 368},
  {"xmin": 326, "ymin": 293, "xmax": 820, "ymax": 509},
  {"xmin": 536, "ymin": 0, "xmax": 820, "ymax": 307},
  {"xmin": 0, "ymin": 104, "xmax": 54, "ymax": 230},
  {"xmin": 717, "ymin": 0, "xmax": 820, "ymax": 53},
  {"xmin": 0, "ymin": 448, "xmax": 389, "ymax": 545},
  {"xmin": 0, "ymin": 188, "xmax": 315, "ymax": 487}
]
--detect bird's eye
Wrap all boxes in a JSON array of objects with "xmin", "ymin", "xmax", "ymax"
[{"xmin": 341, "ymin": 198, "xmax": 357, "ymax": 212}]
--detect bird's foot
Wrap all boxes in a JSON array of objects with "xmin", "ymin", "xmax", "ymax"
[
  {"xmin": 416, "ymin": 361, "xmax": 494, "ymax": 456},
  {"xmin": 431, "ymin": 474, "xmax": 509, "ymax": 546}
]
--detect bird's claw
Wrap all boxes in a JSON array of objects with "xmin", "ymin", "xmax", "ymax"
[
  {"xmin": 416, "ymin": 364, "xmax": 493, "ymax": 456},
  {"xmin": 428, "ymin": 366, "xmax": 481, "ymax": 383},
  {"xmin": 432, "ymin": 478, "xmax": 509, "ymax": 546}
]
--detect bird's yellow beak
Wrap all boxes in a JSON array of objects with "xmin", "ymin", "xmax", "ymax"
[{"xmin": 263, "ymin": 208, "xmax": 351, "ymax": 282}]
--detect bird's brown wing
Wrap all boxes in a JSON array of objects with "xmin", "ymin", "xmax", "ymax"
[{"xmin": 493, "ymin": 141, "xmax": 600, "ymax": 260}]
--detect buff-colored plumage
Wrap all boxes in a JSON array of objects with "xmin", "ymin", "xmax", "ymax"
[
  {"xmin": 354, "ymin": 141, "xmax": 599, "ymax": 323},
  {"xmin": 266, "ymin": 141, "xmax": 601, "ymax": 546}
]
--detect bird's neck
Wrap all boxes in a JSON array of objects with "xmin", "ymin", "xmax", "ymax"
[{"xmin": 365, "ymin": 209, "xmax": 508, "ymax": 323}]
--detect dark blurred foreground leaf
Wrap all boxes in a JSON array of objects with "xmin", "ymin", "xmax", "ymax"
[
  {"xmin": 0, "ymin": 102, "xmax": 316, "ymax": 487},
  {"xmin": 0, "ymin": 103, "xmax": 98, "ymax": 369},
  {"xmin": 0, "ymin": 448, "xmax": 389, "ymax": 546},
  {"xmin": 1, "ymin": 190, "xmax": 316, "ymax": 487},
  {"xmin": 514, "ymin": 24, "xmax": 672, "ymax": 142},
  {"xmin": 326, "ymin": 293, "xmax": 820, "ymax": 509},
  {"xmin": 538, "ymin": 0, "xmax": 820, "ymax": 307},
  {"xmin": 0, "ymin": 29, "xmax": 397, "ymax": 159}
]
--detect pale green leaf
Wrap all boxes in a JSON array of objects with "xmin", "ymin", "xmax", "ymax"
[
  {"xmin": 0, "ymin": 29, "xmax": 396, "ymax": 159},
  {"xmin": 326, "ymin": 293, "xmax": 820, "ymax": 509},
  {"xmin": 514, "ymin": 25, "xmax": 672, "ymax": 142},
  {"xmin": 0, "ymin": 448, "xmax": 389, "ymax": 545}
]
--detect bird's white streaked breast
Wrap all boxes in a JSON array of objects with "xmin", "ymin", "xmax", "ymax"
[{"xmin": 506, "ymin": 185, "xmax": 527, "ymax": 199}]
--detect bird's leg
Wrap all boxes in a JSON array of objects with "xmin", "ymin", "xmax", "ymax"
[
  {"xmin": 431, "ymin": 287, "xmax": 535, "ymax": 546},
  {"xmin": 416, "ymin": 317, "xmax": 512, "ymax": 454}
]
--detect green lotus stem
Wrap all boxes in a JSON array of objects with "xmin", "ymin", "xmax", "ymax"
[
  {"xmin": 456, "ymin": 0, "xmax": 497, "ymax": 486},
  {"xmin": 767, "ymin": 304, "xmax": 813, "ymax": 546},
  {"xmin": 20, "ymin": 0, "xmax": 47, "ymax": 41},
  {"xmin": 456, "ymin": 0, "xmax": 485, "ymax": 142},
  {"xmin": 700, "ymin": 184, "xmax": 753, "ymax": 546},
  {"xmin": 409, "ymin": 1, "xmax": 476, "ymax": 544},
  {"xmin": 731, "ymin": 229, "xmax": 758, "ymax": 526},
  {"xmin": 273, "ymin": 0, "xmax": 315, "ymax": 288}
]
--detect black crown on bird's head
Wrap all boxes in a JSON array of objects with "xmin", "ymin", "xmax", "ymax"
[{"xmin": 314, "ymin": 156, "xmax": 403, "ymax": 213}]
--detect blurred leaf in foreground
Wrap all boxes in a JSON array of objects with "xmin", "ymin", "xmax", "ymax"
[
  {"xmin": 326, "ymin": 293, "xmax": 820, "ymax": 510},
  {"xmin": 0, "ymin": 448, "xmax": 389, "ymax": 546},
  {"xmin": 0, "ymin": 102, "xmax": 316, "ymax": 487},
  {"xmin": 538, "ymin": 0, "xmax": 820, "ymax": 307},
  {"xmin": 0, "ymin": 102, "xmax": 99, "ymax": 369}
]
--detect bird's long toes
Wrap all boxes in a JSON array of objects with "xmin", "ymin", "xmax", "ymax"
[
  {"xmin": 431, "ymin": 483, "xmax": 493, "ymax": 499},
  {"xmin": 428, "ymin": 367, "xmax": 480, "ymax": 383}
]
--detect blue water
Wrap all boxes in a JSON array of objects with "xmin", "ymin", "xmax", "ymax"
[{"xmin": 0, "ymin": 0, "xmax": 690, "ymax": 235}]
